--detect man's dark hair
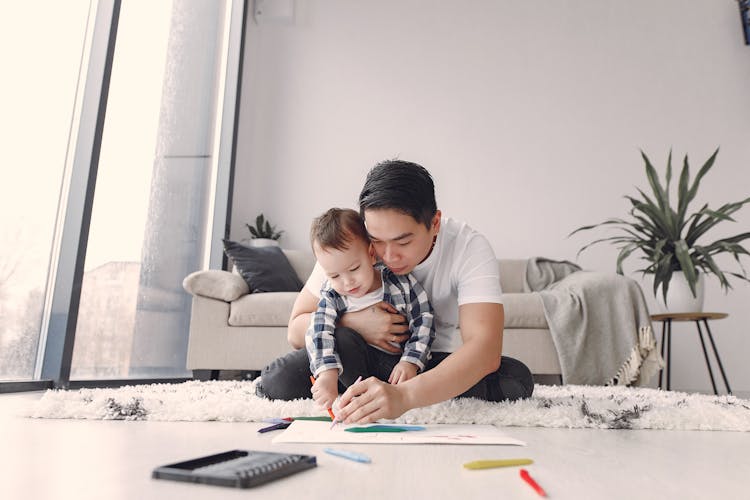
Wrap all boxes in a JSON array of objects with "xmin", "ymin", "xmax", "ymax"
[
  {"xmin": 310, "ymin": 208, "xmax": 369, "ymax": 252},
  {"xmin": 358, "ymin": 159, "xmax": 437, "ymax": 229}
]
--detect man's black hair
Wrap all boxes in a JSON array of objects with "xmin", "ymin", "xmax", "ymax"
[{"xmin": 358, "ymin": 159, "xmax": 437, "ymax": 229}]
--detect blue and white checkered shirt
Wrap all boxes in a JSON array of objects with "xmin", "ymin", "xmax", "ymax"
[{"xmin": 306, "ymin": 264, "xmax": 435, "ymax": 377}]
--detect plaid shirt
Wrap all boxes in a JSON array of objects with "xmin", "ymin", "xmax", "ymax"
[{"xmin": 306, "ymin": 264, "xmax": 435, "ymax": 377}]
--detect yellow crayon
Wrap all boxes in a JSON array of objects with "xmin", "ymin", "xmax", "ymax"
[{"xmin": 463, "ymin": 458, "xmax": 534, "ymax": 470}]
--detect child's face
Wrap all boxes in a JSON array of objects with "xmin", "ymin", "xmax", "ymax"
[{"xmin": 314, "ymin": 238, "xmax": 379, "ymax": 298}]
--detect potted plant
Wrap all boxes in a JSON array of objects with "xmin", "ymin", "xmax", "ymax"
[
  {"xmin": 570, "ymin": 148, "xmax": 750, "ymax": 312},
  {"xmin": 244, "ymin": 213, "xmax": 284, "ymax": 247}
]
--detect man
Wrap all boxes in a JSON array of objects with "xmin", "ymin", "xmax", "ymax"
[{"xmin": 259, "ymin": 160, "xmax": 533, "ymax": 423}]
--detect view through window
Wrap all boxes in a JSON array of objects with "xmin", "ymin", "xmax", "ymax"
[
  {"xmin": 69, "ymin": 0, "xmax": 173, "ymax": 379},
  {"xmin": 0, "ymin": 1, "xmax": 91, "ymax": 381},
  {"xmin": 70, "ymin": 0, "xmax": 227, "ymax": 379},
  {"xmin": 1, "ymin": 0, "xmax": 232, "ymax": 384}
]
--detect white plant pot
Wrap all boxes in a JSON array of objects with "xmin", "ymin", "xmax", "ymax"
[
  {"xmin": 247, "ymin": 238, "xmax": 279, "ymax": 248},
  {"xmin": 654, "ymin": 272, "xmax": 705, "ymax": 314}
]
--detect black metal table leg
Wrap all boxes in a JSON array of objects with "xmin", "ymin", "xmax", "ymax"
[
  {"xmin": 659, "ymin": 320, "xmax": 667, "ymax": 390},
  {"xmin": 695, "ymin": 320, "xmax": 718, "ymax": 395},
  {"xmin": 650, "ymin": 313, "xmax": 732, "ymax": 395},
  {"xmin": 666, "ymin": 319, "xmax": 672, "ymax": 391},
  {"xmin": 703, "ymin": 319, "xmax": 733, "ymax": 395}
]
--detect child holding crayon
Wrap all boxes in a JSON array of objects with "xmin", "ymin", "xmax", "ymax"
[{"xmin": 305, "ymin": 208, "xmax": 435, "ymax": 411}]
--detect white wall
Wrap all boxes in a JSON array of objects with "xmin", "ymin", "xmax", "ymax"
[{"xmin": 232, "ymin": 0, "xmax": 750, "ymax": 394}]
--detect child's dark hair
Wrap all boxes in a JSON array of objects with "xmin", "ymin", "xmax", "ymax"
[
  {"xmin": 310, "ymin": 208, "xmax": 369, "ymax": 252},
  {"xmin": 358, "ymin": 159, "xmax": 437, "ymax": 229}
]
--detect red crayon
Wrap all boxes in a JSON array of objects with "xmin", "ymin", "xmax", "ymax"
[{"xmin": 519, "ymin": 469, "xmax": 547, "ymax": 497}]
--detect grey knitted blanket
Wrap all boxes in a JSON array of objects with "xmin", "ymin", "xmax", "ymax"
[{"xmin": 524, "ymin": 257, "xmax": 663, "ymax": 386}]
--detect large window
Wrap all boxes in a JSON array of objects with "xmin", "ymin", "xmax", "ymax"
[
  {"xmin": 0, "ymin": 1, "xmax": 91, "ymax": 381},
  {"xmin": 71, "ymin": 0, "xmax": 181, "ymax": 379},
  {"xmin": 1, "ymin": 0, "xmax": 243, "ymax": 388}
]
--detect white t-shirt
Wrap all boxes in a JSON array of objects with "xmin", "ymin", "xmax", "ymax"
[
  {"xmin": 304, "ymin": 217, "xmax": 502, "ymax": 352},
  {"xmin": 343, "ymin": 286, "xmax": 383, "ymax": 312}
]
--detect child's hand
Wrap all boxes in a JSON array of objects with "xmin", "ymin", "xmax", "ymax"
[
  {"xmin": 311, "ymin": 369, "xmax": 339, "ymax": 409},
  {"xmin": 388, "ymin": 361, "xmax": 418, "ymax": 385}
]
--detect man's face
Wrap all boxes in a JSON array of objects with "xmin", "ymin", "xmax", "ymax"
[{"xmin": 363, "ymin": 208, "xmax": 440, "ymax": 275}]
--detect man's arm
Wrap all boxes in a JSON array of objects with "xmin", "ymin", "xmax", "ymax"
[
  {"xmin": 338, "ymin": 302, "xmax": 504, "ymax": 422},
  {"xmin": 338, "ymin": 303, "xmax": 409, "ymax": 353},
  {"xmin": 287, "ymin": 288, "xmax": 409, "ymax": 350},
  {"xmin": 287, "ymin": 288, "xmax": 319, "ymax": 349}
]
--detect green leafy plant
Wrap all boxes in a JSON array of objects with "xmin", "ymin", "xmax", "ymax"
[
  {"xmin": 570, "ymin": 148, "xmax": 750, "ymax": 302},
  {"xmin": 245, "ymin": 213, "xmax": 283, "ymax": 240}
]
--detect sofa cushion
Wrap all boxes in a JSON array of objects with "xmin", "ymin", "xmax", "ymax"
[
  {"xmin": 229, "ymin": 292, "xmax": 300, "ymax": 326},
  {"xmin": 183, "ymin": 269, "xmax": 249, "ymax": 302},
  {"xmin": 223, "ymin": 240, "xmax": 303, "ymax": 293},
  {"xmin": 498, "ymin": 259, "xmax": 527, "ymax": 294},
  {"xmin": 283, "ymin": 249, "xmax": 316, "ymax": 282},
  {"xmin": 501, "ymin": 293, "xmax": 548, "ymax": 329}
]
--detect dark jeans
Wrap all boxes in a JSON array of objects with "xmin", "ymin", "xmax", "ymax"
[{"xmin": 258, "ymin": 327, "xmax": 534, "ymax": 402}]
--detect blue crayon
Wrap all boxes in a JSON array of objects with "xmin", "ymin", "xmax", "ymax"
[{"xmin": 323, "ymin": 448, "xmax": 371, "ymax": 463}]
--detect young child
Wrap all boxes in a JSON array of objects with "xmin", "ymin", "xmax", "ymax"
[{"xmin": 306, "ymin": 208, "xmax": 435, "ymax": 411}]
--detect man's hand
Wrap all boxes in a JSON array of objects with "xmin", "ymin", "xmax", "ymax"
[
  {"xmin": 310, "ymin": 369, "xmax": 338, "ymax": 410},
  {"xmin": 337, "ymin": 376, "xmax": 411, "ymax": 423},
  {"xmin": 340, "ymin": 302, "xmax": 409, "ymax": 354},
  {"xmin": 388, "ymin": 361, "xmax": 418, "ymax": 385}
]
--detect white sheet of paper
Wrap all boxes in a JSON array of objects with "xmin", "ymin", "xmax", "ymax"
[{"xmin": 271, "ymin": 421, "xmax": 526, "ymax": 446}]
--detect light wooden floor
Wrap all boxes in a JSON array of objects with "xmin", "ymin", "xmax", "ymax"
[{"xmin": 1, "ymin": 391, "xmax": 748, "ymax": 500}]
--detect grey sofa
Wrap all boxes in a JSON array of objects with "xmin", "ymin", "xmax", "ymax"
[{"xmin": 182, "ymin": 250, "xmax": 561, "ymax": 377}]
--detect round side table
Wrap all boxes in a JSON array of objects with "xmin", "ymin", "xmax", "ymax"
[{"xmin": 650, "ymin": 312, "xmax": 732, "ymax": 395}]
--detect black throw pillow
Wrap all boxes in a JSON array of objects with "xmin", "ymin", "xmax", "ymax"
[{"xmin": 222, "ymin": 240, "xmax": 303, "ymax": 293}]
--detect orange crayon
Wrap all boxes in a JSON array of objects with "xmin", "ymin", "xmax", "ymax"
[{"xmin": 309, "ymin": 375, "xmax": 336, "ymax": 420}]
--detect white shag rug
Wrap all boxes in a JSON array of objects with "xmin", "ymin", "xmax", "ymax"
[{"xmin": 23, "ymin": 379, "xmax": 750, "ymax": 432}]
